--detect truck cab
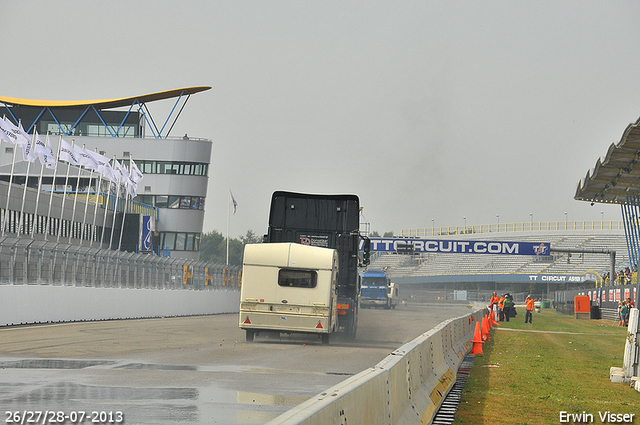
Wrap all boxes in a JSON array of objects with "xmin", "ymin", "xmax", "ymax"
[{"xmin": 360, "ymin": 269, "xmax": 396, "ymax": 309}]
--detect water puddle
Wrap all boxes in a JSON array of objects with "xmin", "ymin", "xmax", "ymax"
[{"xmin": 0, "ymin": 359, "xmax": 114, "ymax": 369}]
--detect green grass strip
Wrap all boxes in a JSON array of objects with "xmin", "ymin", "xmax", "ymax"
[{"xmin": 455, "ymin": 307, "xmax": 640, "ymax": 425}]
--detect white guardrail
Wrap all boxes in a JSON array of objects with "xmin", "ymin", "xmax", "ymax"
[{"xmin": 268, "ymin": 306, "xmax": 483, "ymax": 425}]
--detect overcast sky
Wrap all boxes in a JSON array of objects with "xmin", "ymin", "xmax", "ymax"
[{"xmin": 2, "ymin": 1, "xmax": 640, "ymax": 238}]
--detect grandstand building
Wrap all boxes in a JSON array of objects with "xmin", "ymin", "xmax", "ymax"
[
  {"xmin": 0, "ymin": 87, "xmax": 212, "ymax": 260},
  {"xmin": 368, "ymin": 226, "xmax": 629, "ymax": 303}
]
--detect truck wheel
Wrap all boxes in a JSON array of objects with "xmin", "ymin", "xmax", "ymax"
[
  {"xmin": 246, "ymin": 330, "xmax": 255, "ymax": 343},
  {"xmin": 321, "ymin": 333, "xmax": 330, "ymax": 345}
]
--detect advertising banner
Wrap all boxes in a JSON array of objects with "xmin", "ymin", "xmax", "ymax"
[
  {"xmin": 360, "ymin": 238, "xmax": 550, "ymax": 256},
  {"xmin": 140, "ymin": 215, "xmax": 154, "ymax": 252}
]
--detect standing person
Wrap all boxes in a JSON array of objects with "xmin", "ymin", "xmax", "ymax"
[
  {"xmin": 618, "ymin": 302, "xmax": 625, "ymax": 327},
  {"xmin": 489, "ymin": 291, "xmax": 499, "ymax": 317},
  {"xmin": 621, "ymin": 301, "xmax": 629, "ymax": 327},
  {"xmin": 498, "ymin": 294, "xmax": 506, "ymax": 322},
  {"xmin": 525, "ymin": 295, "xmax": 534, "ymax": 324},
  {"xmin": 502, "ymin": 295, "xmax": 512, "ymax": 322}
]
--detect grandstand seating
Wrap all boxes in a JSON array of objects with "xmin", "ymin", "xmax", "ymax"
[{"xmin": 369, "ymin": 230, "xmax": 631, "ymax": 279}]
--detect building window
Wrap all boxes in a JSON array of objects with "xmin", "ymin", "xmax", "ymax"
[
  {"xmin": 167, "ymin": 196, "xmax": 180, "ymax": 209},
  {"xmin": 135, "ymin": 160, "xmax": 209, "ymax": 177},
  {"xmin": 133, "ymin": 195, "xmax": 205, "ymax": 210},
  {"xmin": 159, "ymin": 232, "xmax": 201, "ymax": 251}
]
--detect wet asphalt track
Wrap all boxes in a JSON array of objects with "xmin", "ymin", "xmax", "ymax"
[{"xmin": 0, "ymin": 303, "xmax": 472, "ymax": 425}]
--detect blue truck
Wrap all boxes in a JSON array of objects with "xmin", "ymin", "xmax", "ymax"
[{"xmin": 360, "ymin": 269, "xmax": 397, "ymax": 309}]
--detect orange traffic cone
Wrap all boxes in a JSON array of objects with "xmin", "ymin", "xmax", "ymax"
[
  {"xmin": 491, "ymin": 313, "xmax": 500, "ymax": 327},
  {"xmin": 481, "ymin": 316, "xmax": 491, "ymax": 341},
  {"xmin": 470, "ymin": 321, "xmax": 483, "ymax": 355}
]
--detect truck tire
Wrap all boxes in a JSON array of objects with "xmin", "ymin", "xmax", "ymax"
[{"xmin": 246, "ymin": 330, "xmax": 255, "ymax": 343}]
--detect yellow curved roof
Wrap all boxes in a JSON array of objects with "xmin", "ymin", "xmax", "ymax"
[{"xmin": 0, "ymin": 86, "xmax": 211, "ymax": 109}]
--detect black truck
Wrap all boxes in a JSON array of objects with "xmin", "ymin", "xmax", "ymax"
[{"xmin": 264, "ymin": 191, "xmax": 370, "ymax": 339}]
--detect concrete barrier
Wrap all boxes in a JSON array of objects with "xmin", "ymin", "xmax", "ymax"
[
  {"xmin": 268, "ymin": 308, "xmax": 482, "ymax": 425},
  {"xmin": 0, "ymin": 284, "xmax": 240, "ymax": 326}
]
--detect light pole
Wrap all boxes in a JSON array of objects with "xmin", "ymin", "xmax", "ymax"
[
  {"xmin": 530, "ymin": 212, "xmax": 533, "ymax": 229},
  {"xmin": 601, "ymin": 211, "xmax": 604, "ymax": 230},
  {"xmin": 431, "ymin": 218, "xmax": 434, "ymax": 236},
  {"xmin": 463, "ymin": 216, "xmax": 466, "ymax": 231},
  {"xmin": 564, "ymin": 212, "xmax": 568, "ymax": 230},
  {"xmin": 496, "ymin": 214, "xmax": 499, "ymax": 231}
]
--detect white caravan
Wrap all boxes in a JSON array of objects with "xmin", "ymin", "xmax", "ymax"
[{"xmin": 239, "ymin": 242, "xmax": 339, "ymax": 344}]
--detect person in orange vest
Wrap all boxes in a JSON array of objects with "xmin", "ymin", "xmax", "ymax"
[
  {"xmin": 489, "ymin": 291, "xmax": 500, "ymax": 317},
  {"xmin": 525, "ymin": 295, "xmax": 535, "ymax": 324},
  {"xmin": 490, "ymin": 292, "xmax": 499, "ymax": 308},
  {"xmin": 498, "ymin": 294, "xmax": 506, "ymax": 322}
]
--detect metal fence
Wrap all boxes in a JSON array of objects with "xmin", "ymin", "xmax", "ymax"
[
  {"xmin": 0, "ymin": 237, "xmax": 241, "ymax": 290},
  {"xmin": 554, "ymin": 278, "xmax": 638, "ymax": 321},
  {"xmin": 400, "ymin": 220, "xmax": 624, "ymax": 237}
]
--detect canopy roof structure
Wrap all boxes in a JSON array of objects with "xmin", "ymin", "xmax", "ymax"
[
  {"xmin": 574, "ymin": 116, "xmax": 640, "ymax": 205},
  {"xmin": 0, "ymin": 86, "xmax": 211, "ymax": 139},
  {"xmin": 0, "ymin": 86, "xmax": 211, "ymax": 109}
]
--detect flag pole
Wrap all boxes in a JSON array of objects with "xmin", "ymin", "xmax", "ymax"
[
  {"xmin": 117, "ymin": 154, "xmax": 132, "ymax": 252},
  {"xmin": 44, "ymin": 136, "xmax": 61, "ymax": 241},
  {"xmin": 89, "ymin": 148, "xmax": 103, "ymax": 247},
  {"xmin": 67, "ymin": 142, "xmax": 83, "ymax": 244},
  {"xmin": 30, "ymin": 131, "xmax": 48, "ymax": 239},
  {"xmin": 109, "ymin": 157, "xmax": 121, "ymax": 250},
  {"xmin": 17, "ymin": 129, "xmax": 35, "ymax": 237},
  {"xmin": 1, "ymin": 118, "xmax": 18, "ymax": 237},
  {"xmin": 226, "ymin": 189, "xmax": 230, "ymax": 265},
  {"xmin": 57, "ymin": 141, "xmax": 75, "ymax": 243},
  {"xmin": 99, "ymin": 179, "xmax": 112, "ymax": 247},
  {"xmin": 80, "ymin": 167, "xmax": 94, "ymax": 244}
]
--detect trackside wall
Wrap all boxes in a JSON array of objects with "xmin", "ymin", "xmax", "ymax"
[
  {"xmin": 0, "ymin": 285, "xmax": 240, "ymax": 326},
  {"xmin": 267, "ymin": 307, "xmax": 483, "ymax": 425}
]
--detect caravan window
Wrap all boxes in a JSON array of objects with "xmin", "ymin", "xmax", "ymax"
[{"xmin": 278, "ymin": 269, "xmax": 317, "ymax": 288}]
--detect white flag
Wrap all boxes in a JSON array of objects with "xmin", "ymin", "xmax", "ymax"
[
  {"xmin": 112, "ymin": 160, "xmax": 129, "ymax": 182},
  {"xmin": 101, "ymin": 162, "xmax": 119, "ymax": 183},
  {"xmin": 127, "ymin": 178, "xmax": 138, "ymax": 198},
  {"xmin": 0, "ymin": 117, "xmax": 18, "ymax": 144},
  {"xmin": 86, "ymin": 150, "xmax": 117, "ymax": 182},
  {"xmin": 22, "ymin": 130, "xmax": 37, "ymax": 163},
  {"xmin": 2, "ymin": 120, "xmax": 31, "ymax": 146},
  {"xmin": 39, "ymin": 134, "xmax": 57, "ymax": 170},
  {"xmin": 130, "ymin": 158, "xmax": 143, "ymax": 184},
  {"xmin": 34, "ymin": 132, "xmax": 56, "ymax": 170},
  {"xmin": 59, "ymin": 138, "xmax": 79, "ymax": 165},
  {"xmin": 74, "ymin": 145, "xmax": 99, "ymax": 171}
]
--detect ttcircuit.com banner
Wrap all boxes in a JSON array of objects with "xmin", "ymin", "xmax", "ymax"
[{"xmin": 360, "ymin": 238, "xmax": 551, "ymax": 256}]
